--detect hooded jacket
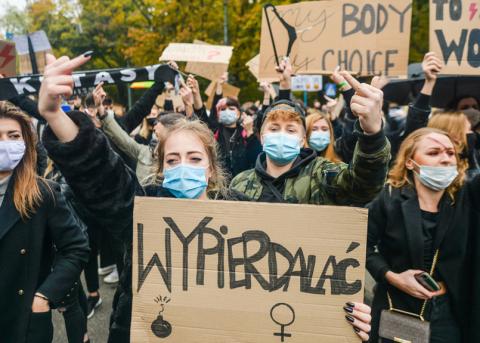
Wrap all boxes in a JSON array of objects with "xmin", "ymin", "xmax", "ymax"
[{"xmin": 230, "ymin": 122, "xmax": 391, "ymax": 207}]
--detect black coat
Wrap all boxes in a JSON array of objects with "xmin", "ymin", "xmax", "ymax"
[
  {"xmin": 0, "ymin": 178, "xmax": 90, "ymax": 343},
  {"xmin": 366, "ymin": 180, "xmax": 480, "ymax": 342},
  {"xmin": 42, "ymin": 110, "xmax": 249, "ymax": 343}
]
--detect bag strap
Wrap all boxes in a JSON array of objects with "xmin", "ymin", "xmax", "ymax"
[
  {"xmin": 262, "ymin": 180, "xmax": 285, "ymax": 203},
  {"xmin": 387, "ymin": 249, "xmax": 440, "ymax": 321}
]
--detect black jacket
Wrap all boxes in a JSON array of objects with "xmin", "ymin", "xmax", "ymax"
[
  {"xmin": 366, "ymin": 181, "xmax": 480, "ymax": 342},
  {"xmin": 197, "ymin": 94, "xmax": 262, "ymax": 178},
  {"xmin": 0, "ymin": 178, "xmax": 90, "ymax": 343},
  {"xmin": 42, "ymin": 110, "xmax": 249, "ymax": 343}
]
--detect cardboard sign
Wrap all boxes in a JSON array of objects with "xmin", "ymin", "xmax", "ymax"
[
  {"xmin": 291, "ymin": 75, "xmax": 323, "ymax": 92},
  {"xmin": 131, "ymin": 197, "xmax": 367, "ymax": 343},
  {"xmin": 246, "ymin": 54, "xmax": 278, "ymax": 82},
  {"xmin": 185, "ymin": 40, "xmax": 230, "ymax": 81},
  {"xmin": 430, "ymin": 0, "xmax": 480, "ymax": 75},
  {"xmin": 204, "ymin": 81, "xmax": 241, "ymax": 109},
  {"xmin": 12, "ymin": 31, "xmax": 52, "ymax": 75},
  {"xmin": 0, "ymin": 40, "xmax": 16, "ymax": 77},
  {"xmin": 160, "ymin": 43, "xmax": 233, "ymax": 64},
  {"xmin": 259, "ymin": 0, "xmax": 412, "ymax": 78}
]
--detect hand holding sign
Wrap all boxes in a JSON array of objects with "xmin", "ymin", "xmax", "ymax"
[
  {"xmin": 276, "ymin": 57, "xmax": 292, "ymax": 90},
  {"xmin": 422, "ymin": 52, "xmax": 443, "ymax": 82},
  {"xmin": 341, "ymin": 71, "xmax": 383, "ymax": 135},
  {"xmin": 344, "ymin": 302, "xmax": 371, "ymax": 341}
]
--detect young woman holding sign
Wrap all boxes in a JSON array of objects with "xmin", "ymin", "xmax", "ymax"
[
  {"xmin": 36, "ymin": 53, "xmax": 374, "ymax": 342},
  {"xmin": 367, "ymin": 128, "xmax": 480, "ymax": 342}
]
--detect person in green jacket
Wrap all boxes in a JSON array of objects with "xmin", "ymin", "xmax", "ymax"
[{"xmin": 230, "ymin": 66, "xmax": 391, "ymax": 206}]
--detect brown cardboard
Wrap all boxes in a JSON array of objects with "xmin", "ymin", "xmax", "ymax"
[
  {"xmin": 131, "ymin": 197, "xmax": 367, "ymax": 342},
  {"xmin": 185, "ymin": 40, "xmax": 230, "ymax": 81},
  {"xmin": 430, "ymin": 0, "xmax": 479, "ymax": 75},
  {"xmin": 0, "ymin": 40, "xmax": 16, "ymax": 77},
  {"xmin": 259, "ymin": 0, "xmax": 412, "ymax": 78},
  {"xmin": 246, "ymin": 54, "xmax": 279, "ymax": 83},
  {"xmin": 160, "ymin": 43, "xmax": 233, "ymax": 65},
  {"xmin": 204, "ymin": 81, "xmax": 241, "ymax": 109}
]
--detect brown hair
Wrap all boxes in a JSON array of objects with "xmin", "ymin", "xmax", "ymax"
[
  {"xmin": 388, "ymin": 127, "xmax": 467, "ymax": 199},
  {"xmin": 0, "ymin": 101, "xmax": 43, "ymax": 218},
  {"xmin": 260, "ymin": 110, "xmax": 304, "ymax": 134},
  {"xmin": 155, "ymin": 119, "xmax": 229, "ymax": 198},
  {"xmin": 305, "ymin": 111, "xmax": 341, "ymax": 163}
]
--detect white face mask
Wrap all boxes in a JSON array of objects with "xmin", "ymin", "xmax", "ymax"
[
  {"xmin": 0, "ymin": 140, "xmax": 26, "ymax": 171},
  {"xmin": 411, "ymin": 160, "xmax": 458, "ymax": 191}
]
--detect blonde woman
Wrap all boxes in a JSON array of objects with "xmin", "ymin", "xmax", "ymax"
[
  {"xmin": 367, "ymin": 127, "xmax": 480, "ymax": 342},
  {"xmin": 305, "ymin": 110, "xmax": 342, "ymax": 162}
]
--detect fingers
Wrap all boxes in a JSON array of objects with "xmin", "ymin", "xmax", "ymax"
[
  {"xmin": 323, "ymin": 94, "xmax": 334, "ymax": 102},
  {"xmin": 52, "ymin": 54, "xmax": 91, "ymax": 76},
  {"xmin": 340, "ymin": 71, "xmax": 362, "ymax": 92},
  {"xmin": 45, "ymin": 53, "xmax": 58, "ymax": 66},
  {"xmin": 370, "ymin": 76, "xmax": 382, "ymax": 89},
  {"xmin": 345, "ymin": 312, "xmax": 370, "ymax": 342}
]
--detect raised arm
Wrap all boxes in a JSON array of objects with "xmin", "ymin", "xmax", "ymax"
[{"xmin": 319, "ymin": 72, "xmax": 391, "ymax": 206}]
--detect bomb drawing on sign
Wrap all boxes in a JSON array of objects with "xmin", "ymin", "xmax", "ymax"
[
  {"xmin": 151, "ymin": 295, "xmax": 172, "ymax": 338},
  {"xmin": 270, "ymin": 303, "xmax": 295, "ymax": 342}
]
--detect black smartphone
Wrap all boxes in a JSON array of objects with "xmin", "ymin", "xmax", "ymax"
[{"xmin": 415, "ymin": 272, "xmax": 441, "ymax": 292}]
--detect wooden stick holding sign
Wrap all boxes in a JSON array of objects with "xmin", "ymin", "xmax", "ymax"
[{"xmin": 131, "ymin": 197, "xmax": 367, "ymax": 342}]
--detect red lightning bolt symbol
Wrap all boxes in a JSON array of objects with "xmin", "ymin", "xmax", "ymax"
[
  {"xmin": 0, "ymin": 45, "xmax": 15, "ymax": 68},
  {"xmin": 469, "ymin": 2, "xmax": 478, "ymax": 21}
]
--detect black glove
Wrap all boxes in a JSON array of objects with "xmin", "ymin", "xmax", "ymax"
[{"xmin": 154, "ymin": 64, "xmax": 178, "ymax": 85}]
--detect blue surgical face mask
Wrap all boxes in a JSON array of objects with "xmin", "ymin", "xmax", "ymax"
[
  {"xmin": 262, "ymin": 132, "xmax": 301, "ymax": 166},
  {"xmin": 219, "ymin": 109, "xmax": 237, "ymax": 125},
  {"xmin": 0, "ymin": 140, "xmax": 26, "ymax": 171},
  {"xmin": 411, "ymin": 160, "xmax": 458, "ymax": 191},
  {"xmin": 308, "ymin": 131, "xmax": 330, "ymax": 152},
  {"xmin": 162, "ymin": 164, "xmax": 208, "ymax": 199}
]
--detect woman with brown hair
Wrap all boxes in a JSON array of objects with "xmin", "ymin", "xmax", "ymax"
[
  {"xmin": 367, "ymin": 127, "xmax": 480, "ymax": 342},
  {"xmin": 0, "ymin": 101, "xmax": 89, "ymax": 343},
  {"xmin": 305, "ymin": 110, "xmax": 342, "ymax": 162}
]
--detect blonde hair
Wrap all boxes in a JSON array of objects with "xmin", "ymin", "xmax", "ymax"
[
  {"xmin": 388, "ymin": 127, "xmax": 467, "ymax": 199},
  {"xmin": 260, "ymin": 109, "xmax": 304, "ymax": 135},
  {"xmin": 428, "ymin": 112, "xmax": 468, "ymax": 152},
  {"xmin": 305, "ymin": 111, "xmax": 341, "ymax": 163},
  {"xmin": 0, "ymin": 101, "xmax": 44, "ymax": 219},
  {"xmin": 155, "ymin": 119, "xmax": 229, "ymax": 198}
]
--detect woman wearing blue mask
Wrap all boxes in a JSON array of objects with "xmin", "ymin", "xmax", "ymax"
[
  {"xmin": 367, "ymin": 127, "xmax": 480, "ymax": 342},
  {"xmin": 305, "ymin": 111, "xmax": 341, "ymax": 163},
  {"xmin": 38, "ymin": 54, "xmax": 374, "ymax": 342},
  {"xmin": 0, "ymin": 101, "xmax": 89, "ymax": 343}
]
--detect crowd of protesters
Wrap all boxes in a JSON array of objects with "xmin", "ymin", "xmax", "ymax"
[{"xmin": 0, "ymin": 45, "xmax": 479, "ymax": 343}]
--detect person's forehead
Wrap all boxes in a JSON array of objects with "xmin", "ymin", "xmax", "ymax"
[
  {"xmin": 164, "ymin": 130, "xmax": 207, "ymax": 154},
  {"xmin": 420, "ymin": 133, "xmax": 454, "ymax": 149},
  {"xmin": 0, "ymin": 118, "xmax": 21, "ymax": 131}
]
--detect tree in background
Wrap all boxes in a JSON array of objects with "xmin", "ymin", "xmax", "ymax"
[{"xmin": 0, "ymin": 0, "xmax": 430, "ymax": 104}]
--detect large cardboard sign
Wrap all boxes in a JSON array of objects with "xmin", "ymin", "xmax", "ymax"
[
  {"xmin": 185, "ymin": 40, "xmax": 230, "ymax": 81},
  {"xmin": 204, "ymin": 81, "xmax": 241, "ymax": 109},
  {"xmin": 160, "ymin": 43, "xmax": 233, "ymax": 65},
  {"xmin": 259, "ymin": 0, "xmax": 412, "ymax": 78},
  {"xmin": 0, "ymin": 40, "xmax": 16, "ymax": 77},
  {"xmin": 131, "ymin": 198, "xmax": 367, "ymax": 342},
  {"xmin": 430, "ymin": 0, "xmax": 480, "ymax": 75}
]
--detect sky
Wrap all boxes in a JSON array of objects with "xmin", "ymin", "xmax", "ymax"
[{"xmin": 0, "ymin": 0, "xmax": 27, "ymax": 24}]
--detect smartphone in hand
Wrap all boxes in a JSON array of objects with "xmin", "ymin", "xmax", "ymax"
[{"xmin": 415, "ymin": 272, "xmax": 441, "ymax": 292}]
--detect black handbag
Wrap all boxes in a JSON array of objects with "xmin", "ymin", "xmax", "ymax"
[{"xmin": 378, "ymin": 250, "xmax": 439, "ymax": 343}]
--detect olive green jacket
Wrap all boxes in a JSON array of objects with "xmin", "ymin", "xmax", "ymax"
[{"xmin": 230, "ymin": 128, "xmax": 391, "ymax": 206}]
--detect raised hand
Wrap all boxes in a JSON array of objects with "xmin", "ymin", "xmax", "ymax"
[
  {"xmin": 38, "ymin": 52, "xmax": 92, "ymax": 142},
  {"xmin": 422, "ymin": 52, "xmax": 443, "ymax": 82},
  {"xmin": 276, "ymin": 57, "xmax": 292, "ymax": 90},
  {"xmin": 38, "ymin": 52, "xmax": 92, "ymax": 120},
  {"xmin": 341, "ymin": 71, "xmax": 384, "ymax": 135}
]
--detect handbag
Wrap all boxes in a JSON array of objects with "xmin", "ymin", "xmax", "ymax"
[{"xmin": 378, "ymin": 250, "xmax": 439, "ymax": 343}]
